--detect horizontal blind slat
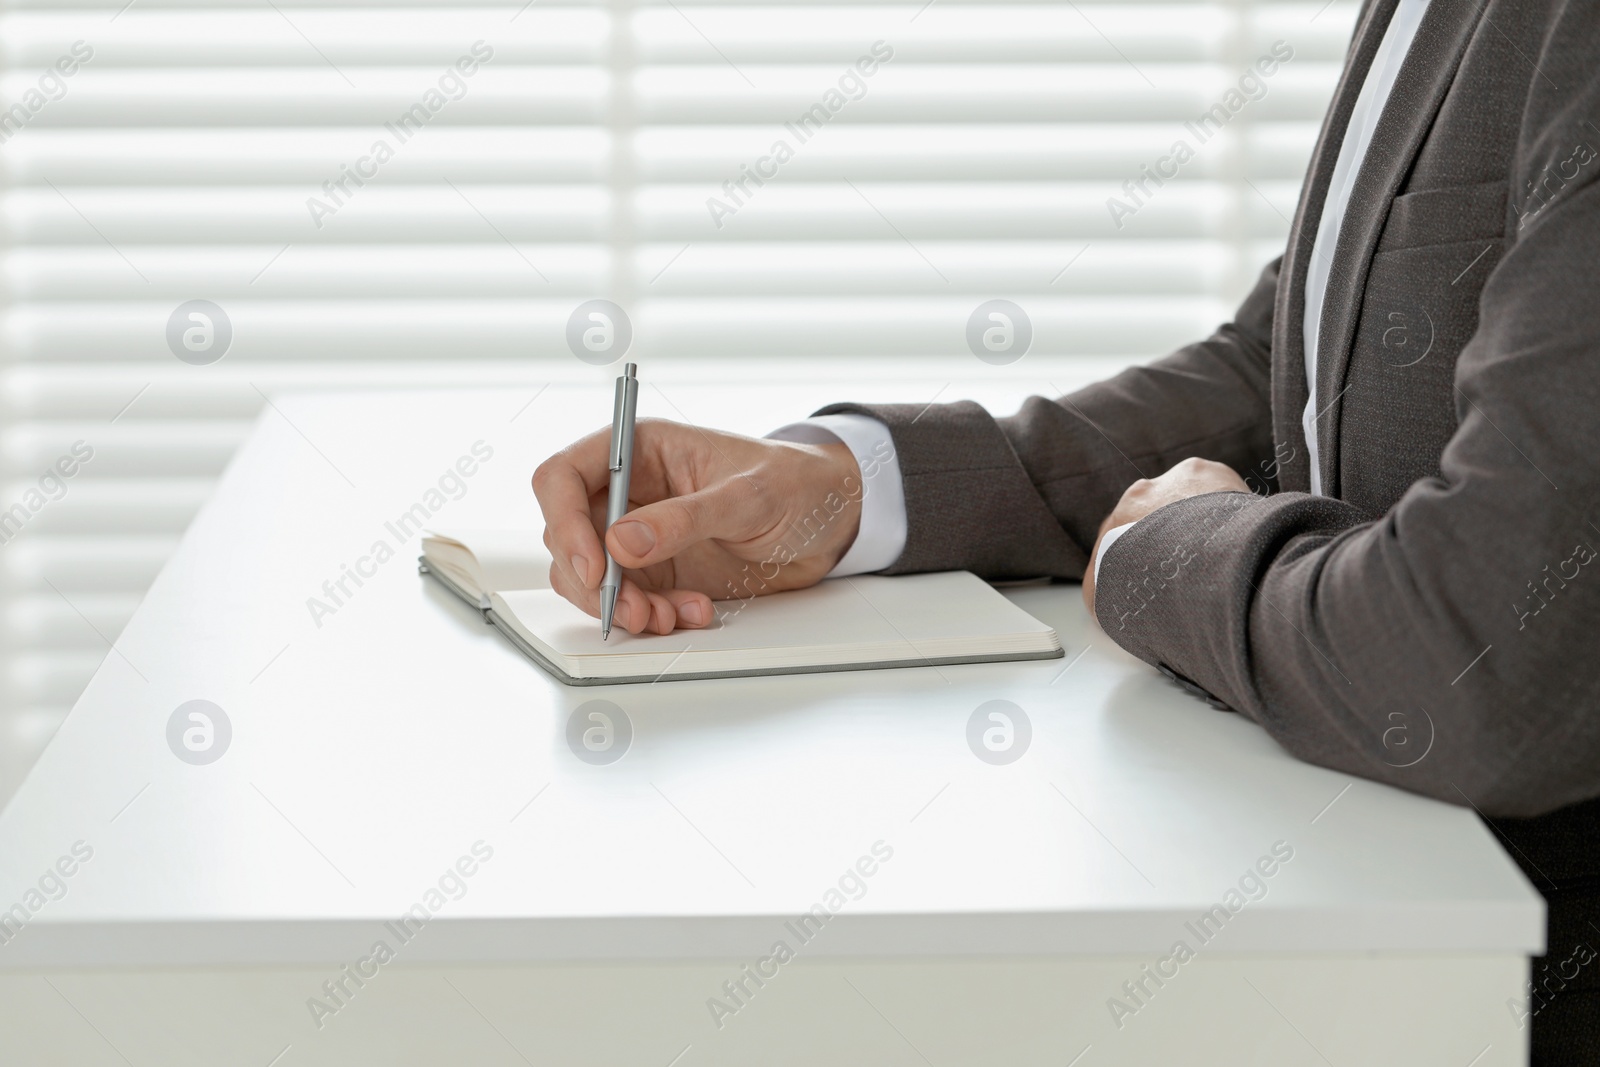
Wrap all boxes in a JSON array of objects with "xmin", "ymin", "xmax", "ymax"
[{"xmin": 0, "ymin": 0, "xmax": 1362, "ymax": 787}]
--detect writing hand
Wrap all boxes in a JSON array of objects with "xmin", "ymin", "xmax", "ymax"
[{"xmin": 533, "ymin": 419, "xmax": 864, "ymax": 635}]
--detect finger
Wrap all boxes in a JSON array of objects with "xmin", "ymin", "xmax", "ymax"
[
  {"xmin": 642, "ymin": 590, "xmax": 678, "ymax": 635},
  {"xmin": 544, "ymin": 526, "xmax": 583, "ymax": 590},
  {"xmin": 639, "ymin": 589, "xmax": 719, "ymax": 634},
  {"xmin": 555, "ymin": 556, "xmax": 711, "ymax": 633},
  {"xmin": 532, "ymin": 426, "xmax": 615, "ymax": 591},
  {"xmin": 613, "ymin": 578, "xmax": 654, "ymax": 636},
  {"xmin": 605, "ymin": 479, "xmax": 770, "ymax": 569},
  {"xmin": 548, "ymin": 561, "xmax": 600, "ymax": 619},
  {"xmin": 551, "ymin": 560, "xmax": 656, "ymax": 636},
  {"xmin": 660, "ymin": 587, "xmax": 714, "ymax": 629}
]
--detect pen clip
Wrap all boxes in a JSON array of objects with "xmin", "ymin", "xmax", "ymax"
[
  {"xmin": 609, "ymin": 376, "xmax": 627, "ymax": 471},
  {"xmin": 608, "ymin": 363, "xmax": 637, "ymax": 471}
]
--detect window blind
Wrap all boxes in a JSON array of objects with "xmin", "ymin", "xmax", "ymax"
[{"xmin": 0, "ymin": 0, "xmax": 1359, "ymax": 800}]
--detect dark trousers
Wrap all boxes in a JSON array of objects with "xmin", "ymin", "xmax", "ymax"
[{"xmin": 1487, "ymin": 799, "xmax": 1600, "ymax": 1065}]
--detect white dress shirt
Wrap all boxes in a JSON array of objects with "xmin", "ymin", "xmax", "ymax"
[
  {"xmin": 1301, "ymin": 0, "xmax": 1430, "ymax": 495},
  {"xmin": 767, "ymin": 414, "xmax": 906, "ymax": 575},
  {"xmin": 784, "ymin": 0, "xmax": 1432, "ymax": 580}
]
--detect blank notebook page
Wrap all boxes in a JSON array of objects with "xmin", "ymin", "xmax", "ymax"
[{"xmin": 492, "ymin": 571, "xmax": 1059, "ymax": 679}]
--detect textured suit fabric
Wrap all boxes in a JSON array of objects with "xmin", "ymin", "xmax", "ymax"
[{"xmin": 819, "ymin": 0, "xmax": 1600, "ymax": 1058}]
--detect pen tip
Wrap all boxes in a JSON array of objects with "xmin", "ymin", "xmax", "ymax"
[{"xmin": 602, "ymin": 628, "xmax": 610, "ymax": 641}]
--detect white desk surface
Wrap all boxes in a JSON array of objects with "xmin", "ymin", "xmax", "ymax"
[{"xmin": 0, "ymin": 384, "xmax": 1543, "ymax": 968}]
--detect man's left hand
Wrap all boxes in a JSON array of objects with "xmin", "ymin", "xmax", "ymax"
[{"xmin": 1083, "ymin": 458, "xmax": 1251, "ymax": 615}]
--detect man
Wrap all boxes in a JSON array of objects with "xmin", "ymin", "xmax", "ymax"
[{"xmin": 535, "ymin": 0, "xmax": 1599, "ymax": 1058}]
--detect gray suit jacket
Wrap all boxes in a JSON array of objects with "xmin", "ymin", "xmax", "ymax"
[
  {"xmin": 828, "ymin": 7, "xmax": 1600, "ymax": 1041},
  {"xmin": 824, "ymin": 1, "xmax": 1600, "ymax": 819}
]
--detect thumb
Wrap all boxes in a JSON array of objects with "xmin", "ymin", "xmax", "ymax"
[{"xmin": 605, "ymin": 480, "xmax": 768, "ymax": 568}]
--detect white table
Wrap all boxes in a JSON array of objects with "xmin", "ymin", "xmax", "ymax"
[{"xmin": 0, "ymin": 386, "xmax": 1543, "ymax": 1066}]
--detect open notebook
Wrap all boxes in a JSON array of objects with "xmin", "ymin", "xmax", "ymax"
[{"xmin": 420, "ymin": 530, "xmax": 1063, "ymax": 686}]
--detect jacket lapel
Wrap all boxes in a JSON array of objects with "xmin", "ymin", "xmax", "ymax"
[
  {"xmin": 1306, "ymin": 0, "xmax": 1488, "ymax": 498},
  {"xmin": 1271, "ymin": 0, "xmax": 1401, "ymax": 494}
]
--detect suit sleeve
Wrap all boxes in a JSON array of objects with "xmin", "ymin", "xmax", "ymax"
[
  {"xmin": 816, "ymin": 256, "xmax": 1283, "ymax": 580},
  {"xmin": 1093, "ymin": 29, "xmax": 1600, "ymax": 819}
]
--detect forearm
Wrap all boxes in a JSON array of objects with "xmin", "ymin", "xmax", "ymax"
[
  {"xmin": 1093, "ymin": 176, "xmax": 1600, "ymax": 818},
  {"xmin": 1095, "ymin": 486, "xmax": 1600, "ymax": 817},
  {"xmin": 818, "ymin": 257, "xmax": 1284, "ymax": 579}
]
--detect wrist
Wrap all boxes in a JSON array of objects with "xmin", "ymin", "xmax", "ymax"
[
  {"xmin": 764, "ymin": 416, "xmax": 902, "ymax": 578},
  {"xmin": 813, "ymin": 441, "xmax": 864, "ymax": 569}
]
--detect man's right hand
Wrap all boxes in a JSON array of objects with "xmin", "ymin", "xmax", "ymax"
[{"xmin": 532, "ymin": 418, "xmax": 865, "ymax": 636}]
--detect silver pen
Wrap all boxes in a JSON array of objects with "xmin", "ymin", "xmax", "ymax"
[{"xmin": 599, "ymin": 361, "xmax": 639, "ymax": 639}]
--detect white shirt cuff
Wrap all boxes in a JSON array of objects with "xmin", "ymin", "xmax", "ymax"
[
  {"xmin": 766, "ymin": 414, "xmax": 906, "ymax": 576},
  {"xmin": 1093, "ymin": 521, "xmax": 1137, "ymax": 587}
]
